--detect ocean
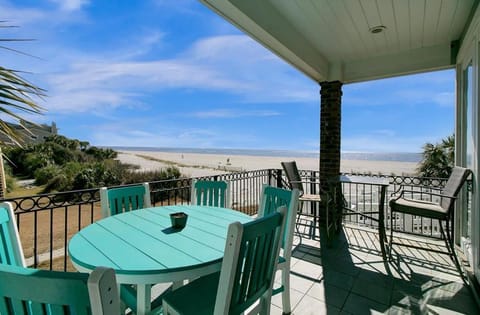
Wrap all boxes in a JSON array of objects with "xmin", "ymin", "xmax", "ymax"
[{"xmin": 110, "ymin": 146, "xmax": 422, "ymax": 163}]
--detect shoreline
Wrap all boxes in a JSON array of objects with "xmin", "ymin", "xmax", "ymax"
[{"xmin": 116, "ymin": 149, "xmax": 419, "ymax": 178}]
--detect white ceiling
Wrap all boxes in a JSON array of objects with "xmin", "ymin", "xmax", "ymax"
[{"xmin": 201, "ymin": 0, "xmax": 478, "ymax": 83}]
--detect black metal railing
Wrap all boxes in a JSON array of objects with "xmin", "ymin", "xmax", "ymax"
[
  {"xmin": 2, "ymin": 169, "xmax": 273, "ymax": 271},
  {"xmin": 3, "ymin": 188, "xmax": 99, "ymax": 271},
  {"xmin": 276, "ymin": 169, "xmax": 470, "ymax": 239},
  {"xmin": 2, "ymin": 168, "xmax": 467, "ymax": 272}
]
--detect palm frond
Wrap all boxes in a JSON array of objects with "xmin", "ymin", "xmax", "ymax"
[
  {"xmin": 0, "ymin": 44, "xmax": 42, "ymax": 59},
  {"xmin": 0, "ymin": 23, "xmax": 45, "ymax": 146}
]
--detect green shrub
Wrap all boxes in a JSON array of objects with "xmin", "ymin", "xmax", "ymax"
[
  {"xmin": 85, "ymin": 147, "xmax": 117, "ymax": 160},
  {"xmin": 34, "ymin": 165, "xmax": 62, "ymax": 185},
  {"xmin": 71, "ymin": 168, "xmax": 98, "ymax": 190},
  {"xmin": 62, "ymin": 161, "xmax": 86, "ymax": 179},
  {"xmin": 3, "ymin": 135, "xmax": 183, "ymax": 193},
  {"xmin": 121, "ymin": 166, "xmax": 181, "ymax": 184},
  {"xmin": 50, "ymin": 143, "xmax": 76, "ymax": 165},
  {"xmin": 91, "ymin": 162, "xmax": 120, "ymax": 187},
  {"xmin": 23, "ymin": 152, "xmax": 51, "ymax": 176},
  {"xmin": 70, "ymin": 162, "xmax": 121, "ymax": 190},
  {"xmin": 42, "ymin": 174, "xmax": 71, "ymax": 193},
  {"xmin": 5, "ymin": 174, "xmax": 17, "ymax": 193}
]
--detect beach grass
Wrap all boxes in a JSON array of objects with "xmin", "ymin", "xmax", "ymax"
[{"xmin": 135, "ymin": 154, "xmax": 213, "ymax": 170}]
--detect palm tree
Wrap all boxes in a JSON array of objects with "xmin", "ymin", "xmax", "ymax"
[
  {"xmin": 0, "ymin": 21, "xmax": 44, "ymax": 146},
  {"xmin": 417, "ymin": 134, "xmax": 454, "ymax": 178}
]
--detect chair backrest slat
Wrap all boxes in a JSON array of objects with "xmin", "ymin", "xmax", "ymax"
[
  {"xmin": 281, "ymin": 161, "xmax": 305, "ymax": 193},
  {"xmin": 0, "ymin": 202, "xmax": 26, "ymax": 267},
  {"xmin": 441, "ymin": 167, "xmax": 471, "ymax": 212},
  {"xmin": 215, "ymin": 208, "xmax": 286, "ymax": 315},
  {"xmin": 100, "ymin": 183, "xmax": 151, "ymax": 217},
  {"xmin": 0, "ymin": 265, "xmax": 119, "ymax": 315},
  {"xmin": 191, "ymin": 180, "xmax": 229, "ymax": 208}
]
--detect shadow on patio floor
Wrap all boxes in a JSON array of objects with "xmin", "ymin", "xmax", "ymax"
[{"xmin": 270, "ymin": 225, "xmax": 479, "ymax": 314}]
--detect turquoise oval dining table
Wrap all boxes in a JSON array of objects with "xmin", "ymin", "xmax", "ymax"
[{"xmin": 68, "ymin": 205, "xmax": 252, "ymax": 314}]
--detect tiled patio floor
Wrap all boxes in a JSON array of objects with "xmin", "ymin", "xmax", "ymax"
[{"xmin": 270, "ymin": 225, "xmax": 479, "ymax": 314}]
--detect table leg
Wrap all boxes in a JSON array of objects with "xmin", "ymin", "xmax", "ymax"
[
  {"xmin": 118, "ymin": 284, "xmax": 126, "ymax": 314},
  {"xmin": 378, "ymin": 185, "xmax": 387, "ymax": 260},
  {"xmin": 137, "ymin": 284, "xmax": 151, "ymax": 315}
]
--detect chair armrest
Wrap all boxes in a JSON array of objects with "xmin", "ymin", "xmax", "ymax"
[
  {"xmin": 289, "ymin": 180, "xmax": 320, "ymax": 185},
  {"xmin": 390, "ymin": 184, "xmax": 443, "ymax": 198},
  {"xmin": 407, "ymin": 184, "xmax": 443, "ymax": 191},
  {"xmin": 393, "ymin": 189, "xmax": 456, "ymax": 201}
]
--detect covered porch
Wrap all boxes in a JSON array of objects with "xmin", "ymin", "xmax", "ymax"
[
  {"xmin": 2, "ymin": 1, "xmax": 480, "ymax": 312},
  {"xmin": 273, "ymin": 224, "xmax": 477, "ymax": 314},
  {"xmin": 3, "ymin": 168, "xmax": 479, "ymax": 314},
  {"xmin": 199, "ymin": 0, "xmax": 480, "ymax": 305}
]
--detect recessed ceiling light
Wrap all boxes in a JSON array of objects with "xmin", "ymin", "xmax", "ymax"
[{"xmin": 369, "ymin": 25, "xmax": 386, "ymax": 34}]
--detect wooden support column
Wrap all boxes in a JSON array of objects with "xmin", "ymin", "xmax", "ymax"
[{"xmin": 319, "ymin": 81, "xmax": 343, "ymax": 226}]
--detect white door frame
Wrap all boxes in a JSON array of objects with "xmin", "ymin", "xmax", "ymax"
[{"xmin": 457, "ymin": 33, "xmax": 479, "ymax": 281}]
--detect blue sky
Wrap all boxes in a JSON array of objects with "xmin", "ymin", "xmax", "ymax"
[{"xmin": 2, "ymin": 0, "xmax": 455, "ymax": 153}]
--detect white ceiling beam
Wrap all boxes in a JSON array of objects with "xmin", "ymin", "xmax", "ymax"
[{"xmin": 343, "ymin": 44, "xmax": 453, "ymax": 83}]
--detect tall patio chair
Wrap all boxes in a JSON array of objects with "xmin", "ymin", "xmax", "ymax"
[
  {"xmin": 281, "ymin": 161, "xmax": 329, "ymax": 238},
  {"xmin": 389, "ymin": 166, "xmax": 471, "ymax": 272},
  {"xmin": 0, "ymin": 201, "xmax": 26, "ymax": 267},
  {"xmin": 0, "ymin": 264, "xmax": 119, "ymax": 315},
  {"xmin": 100, "ymin": 182, "xmax": 151, "ymax": 217},
  {"xmin": 191, "ymin": 179, "xmax": 230, "ymax": 208},
  {"xmin": 258, "ymin": 185, "xmax": 299, "ymax": 314},
  {"xmin": 100, "ymin": 183, "xmax": 158, "ymax": 311},
  {"xmin": 162, "ymin": 207, "xmax": 287, "ymax": 315}
]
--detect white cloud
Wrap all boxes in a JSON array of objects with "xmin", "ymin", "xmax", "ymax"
[
  {"xmin": 41, "ymin": 89, "xmax": 136, "ymax": 113},
  {"xmin": 344, "ymin": 87, "xmax": 455, "ymax": 108},
  {"xmin": 41, "ymin": 34, "xmax": 317, "ymax": 114},
  {"xmin": 49, "ymin": 0, "xmax": 89, "ymax": 11},
  {"xmin": 91, "ymin": 124, "xmax": 222, "ymax": 148},
  {"xmin": 185, "ymin": 35, "xmax": 272, "ymax": 62},
  {"xmin": 119, "ymin": 31, "xmax": 166, "ymax": 60},
  {"xmin": 341, "ymin": 132, "xmax": 446, "ymax": 153},
  {"xmin": 0, "ymin": 0, "xmax": 90, "ymax": 29},
  {"xmin": 0, "ymin": 3, "xmax": 47, "ymax": 26},
  {"xmin": 192, "ymin": 109, "xmax": 281, "ymax": 118},
  {"xmin": 392, "ymin": 89, "xmax": 454, "ymax": 106},
  {"xmin": 43, "ymin": 59, "xmax": 247, "ymax": 113},
  {"xmin": 432, "ymin": 92, "xmax": 455, "ymax": 107},
  {"xmin": 152, "ymin": 0, "xmax": 199, "ymax": 15},
  {"xmin": 343, "ymin": 69, "xmax": 455, "ymax": 108}
]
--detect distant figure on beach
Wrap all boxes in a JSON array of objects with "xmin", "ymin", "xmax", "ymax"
[{"xmin": 181, "ymin": 154, "xmax": 184, "ymax": 159}]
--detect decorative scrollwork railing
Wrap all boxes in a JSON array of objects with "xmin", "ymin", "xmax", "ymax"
[
  {"xmin": 2, "ymin": 168, "xmax": 468, "ymax": 272},
  {"xmin": 1, "ymin": 169, "xmax": 273, "ymax": 271}
]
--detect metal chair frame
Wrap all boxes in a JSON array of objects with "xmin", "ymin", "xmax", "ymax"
[{"xmin": 388, "ymin": 167, "xmax": 471, "ymax": 277}]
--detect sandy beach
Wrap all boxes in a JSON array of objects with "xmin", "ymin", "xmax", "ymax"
[{"xmin": 116, "ymin": 150, "xmax": 419, "ymax": 177}]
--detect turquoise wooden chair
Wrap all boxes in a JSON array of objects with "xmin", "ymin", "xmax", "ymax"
[
  {"xmin": 0, "ymin": 202, "xmax": 26, "ymax": 267},
  {"xmin": 100, "ymin": 183, "xmax": 151, "ymax": 217},
  {"xmin": 0, "ymin": 264, "xmax": 119, "ymax": 315},
  {"xmin": 258, "ymin": 185, "xmax": 300, "ymax": 315},
  {"xmin": 191, "ymin": 179, "xmax": 230, "ymax": 208},
  {"xmin": 162, "ymin": 207, "xmax": 287, "ymax": 315},
  {"xmin": 100, "ymin": 183, "xmax": 156, "ymax": 312}
]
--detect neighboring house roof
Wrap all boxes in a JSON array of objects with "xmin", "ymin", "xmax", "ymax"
[
  {"xmin": 0, "ymin": 121, "xmax": 58, "ymax": 145},
  {"xmin": 200, "ymin": 0, "xmax": 478, "ymax": 83}
]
